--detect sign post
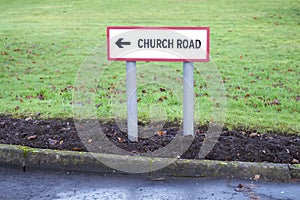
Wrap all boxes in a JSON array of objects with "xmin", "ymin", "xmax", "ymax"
[
  {"xmin": 107, "ymin": 26, "xmax": 210, "ymax": 141},
  {"xmin": 183, "ymin": 62, "xmax": 194, "ymax": 136},
  {"xmin": 126, "ymin": 61, "xmax": 138, "ymax": 141}
]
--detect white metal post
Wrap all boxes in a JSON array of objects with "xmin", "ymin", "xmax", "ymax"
[
  {"xmin": 183, "ymin": 62, "xmax": 194, "ymax": 136},
  {"xmin": 126, "ymin": 61, "xmax": 138, "ymax": 141}
]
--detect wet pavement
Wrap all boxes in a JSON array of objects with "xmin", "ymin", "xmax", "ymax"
[{"xmin": 0, "ymin": 166, "xmax": 299, "ymax": 200}]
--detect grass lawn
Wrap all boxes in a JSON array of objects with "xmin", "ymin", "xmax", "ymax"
[{"xmin": 0, "ymin": 0, "xmax": 299, "ymax": 133}]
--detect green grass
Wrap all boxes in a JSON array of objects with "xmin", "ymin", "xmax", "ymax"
[{"xmin": 0, "ymin": 0, "xmax": 299, "ymax": 133}]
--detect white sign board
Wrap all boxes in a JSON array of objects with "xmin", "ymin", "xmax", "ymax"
[{"xmin": 107, "ymin": 26, "xmax": 210, "ymax": 62}]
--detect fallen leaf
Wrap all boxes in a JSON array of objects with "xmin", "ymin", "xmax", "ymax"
[
  {"xmin": 48, "ymin": 138, "xmax": 58, "ymax": 145},
  {"xmin": 271, "ymin": 98, "xmax": 280, "ymax": 105},
  {"xmin": 95, "ymin": 103, "xmax": 102, "ymax": 108},
  {"xmin": 117, "ymin": 137, "xmax": 123, "ymax": 142},
  {"xmin": 158, "ymin": 96, "xmax": 167, "ymax": 102},
  {"xmin": 25, "ymin": 95, "xmax": 33, "ymax": 99},
  {"xmin": 27, "ymin": 135, "xmax": 37, "ymax": 140},
  {"xmin": 149, "ymin": 177, "xmax": 166, "ymax": 181},
  {"xmin": 250, "ymin": 195, "xmax": 260, "ymax": 200},
  {"xmin": 249, "ymin": 133, "xmax": 258, "ymax": 138},
  {"xmin": 254, "ymin": 174, "xmax": 260, "ymax": 181},
  {"xmin": 0, "ymin": 122, "xmax": 5, "ymax": 128},
  {"xmin": 72, "ymin": 147, "xmax": 84, "ymax": 151},
  {"xmin": 235, "ymin": 184, "xmax": 248, "ymax": 192},
  {"xmin": 89, "ymin": 88, "xmax": 97, "ymax": 92},
  {"xmin": 295, "ymin": 96, "xmax": 300, "ymax": 101},
  {"xmin": 87, "ymin": 139, "xmax": 93, "ymax": 144},
  {"xmin": 9, "ymin": 56, "xmax": 15, "ymax": 61},
  {"xmin": 59, "ymin": 127, "xmax": 67, "ymax": 131},
  {"xmin": 292, "ymin": 159, "xmax": 299, "ymax": 164},
  {"xmin": 244, "ymin": 94, "xmax": 251, "ymax": 98},
  {"xmin": 15, "ymin": 106, "xmax": 20, "ymax": 110},
  {"xmin": 156, "ymin": 130, "xmax": 167, "ymax": 136},
  {"xmin": 159, "ymin": 88, "xmax": 166, "ymax": 92},
  {"xmin": 25, "ymin": 117, "xmax": 32, "ymax": 121},
  {"xmin": 38, "ymin": 93, "xmax": 45, "ymax": 100}
]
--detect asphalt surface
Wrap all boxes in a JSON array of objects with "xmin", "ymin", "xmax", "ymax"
[{"xmin": 0, "ymin": 166, "xmax": 299, "ymax": 200}]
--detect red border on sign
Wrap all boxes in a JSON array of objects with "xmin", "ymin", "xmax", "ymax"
[{"xmin": 107, "ymin": 26, "xmax": 210, "ymax": 62}]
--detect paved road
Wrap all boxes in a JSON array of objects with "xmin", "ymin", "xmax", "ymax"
[{"xmin": 0, "ymin": 166, "xmax": 299, "ymax": 200}]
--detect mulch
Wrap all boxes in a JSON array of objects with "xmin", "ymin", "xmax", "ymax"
[{"xmin": 0, "ymin": 115, "xmax": 299, "ymax": 164}]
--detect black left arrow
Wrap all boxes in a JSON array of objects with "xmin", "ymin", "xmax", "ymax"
[{"xmin": 115, "ymin": 38, "xmax": 131, "ymax": 48}]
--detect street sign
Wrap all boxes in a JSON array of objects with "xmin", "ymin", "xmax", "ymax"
[
  {"xmin": 106, "ymin": 26, "xmax": 210, "ymax": 141},
  {"xmin": 107, "ymin": 26, "xmax": 210, "ymax": 62}
]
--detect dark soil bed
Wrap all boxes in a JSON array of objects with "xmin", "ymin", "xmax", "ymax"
[{"xmin": 0, "ymin": 116, "xmax": 299, "ymax": 164}]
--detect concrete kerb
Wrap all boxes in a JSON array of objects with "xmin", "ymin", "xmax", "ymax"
[{"xmin": 0, "ymin": 144, "xmax": 299, "ymax": 182}]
